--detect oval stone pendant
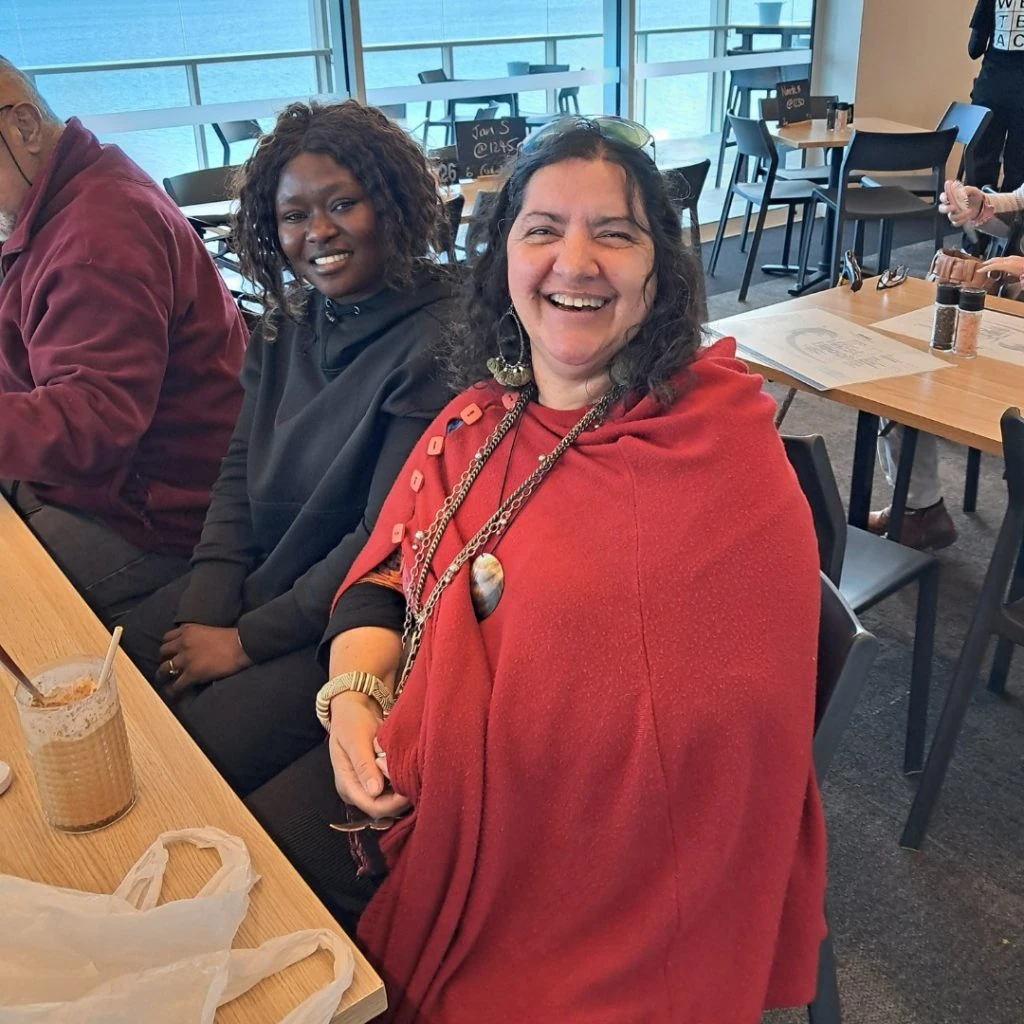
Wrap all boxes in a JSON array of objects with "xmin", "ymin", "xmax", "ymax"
[{"xmin": 469, "ymin": 553, "xmax": 504, "ymax": 620}]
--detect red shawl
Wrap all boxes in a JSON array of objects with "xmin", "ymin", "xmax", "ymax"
[{"xmin": 335, "ymin": 339, "xmax": 826, "ymax": 1023}]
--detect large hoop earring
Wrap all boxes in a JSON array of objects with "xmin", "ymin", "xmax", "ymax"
[{"xmin": 487, "ymin": 304, "xmax": 534, "ymax": 387}]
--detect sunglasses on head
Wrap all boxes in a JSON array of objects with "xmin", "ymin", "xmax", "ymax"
[{"xmin": 520, "ymin": 115, "xmax": 655, "ymax": 159}]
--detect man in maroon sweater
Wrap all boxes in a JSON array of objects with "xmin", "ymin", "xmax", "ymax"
[{"xmin": 0, "ymin": 60, "xmax": 245, "ymax": 622}]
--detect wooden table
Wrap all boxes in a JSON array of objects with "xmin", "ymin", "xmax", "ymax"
[
  {"xmin": 731, "ymin": 22, "xmax": 813, "ymax": 49},
  {"xmin": 0, "ymin": 498, "xmax": 385, "ymax": 1023},
  {"xmin": 180, "ymin": 199, "xmax": 236, "ymax": 226},
  {"xmin": 766, "ymin": 117, "xmax": 929, "ymax": 295},
  {"xmin": 712, "ymin": 276, "xmax": 1024, "ymax": 533}
]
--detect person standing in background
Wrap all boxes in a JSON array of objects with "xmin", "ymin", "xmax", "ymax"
[{"xmin": 968, "ymin": 0, "xmax": 1024, "ymax": 197}]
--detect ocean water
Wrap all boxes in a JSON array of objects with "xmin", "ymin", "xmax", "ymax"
[{"xmin": 5, "ymin": 0, "xmax": 811, "ymax": 180}]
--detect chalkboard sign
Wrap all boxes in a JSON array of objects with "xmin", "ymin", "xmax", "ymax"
[
  {"xmin": 454, "ymin": 117, "xmax": 527, "ymax": 179},
  {"xmin": 776, "ymin": 79, "xmax": 811, "ymax": 126},
  {"xmin": 430, "ymin": 145, "xmax": 460, "ymax": 187}
]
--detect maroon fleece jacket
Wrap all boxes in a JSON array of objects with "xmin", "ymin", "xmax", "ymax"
[{"xmin": 0, "ymin": 119, "xmax": 245, "ymax": 556}]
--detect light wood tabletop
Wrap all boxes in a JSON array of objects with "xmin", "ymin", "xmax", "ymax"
[
  {"xmin": 713, "ymin": 276, "xmax": 1024, "ymax": 456},
  {"xmin": 445, "ymin": 175, "xmax": 500, "ymax": 221},
  {"xmin": 768, "ymin": 116, "xmax": 928, "ymax": 151},
  {"xmin": 179, "ymin": 199, "xmax": 236, "ymax": 224},
  {"xmin": 0, "ymin": 498, "xmax": 386, "ymax": 1023}
]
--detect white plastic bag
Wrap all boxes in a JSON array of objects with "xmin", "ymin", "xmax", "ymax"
[{"xmin": 0, "ymin": 827, "xmax": 355, "ymax": 1024}]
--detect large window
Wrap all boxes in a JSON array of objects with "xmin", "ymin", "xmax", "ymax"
[
  {"xmin": 9, "ymin": 0, "xmax": 331, "ymax": 181},
  {"xmin": 8, "ymin": 0, "xmax": 818, "ymax": 222},
  {"xmin": 358, "ymin": 0, "xmax": 609, "ymax": 151}
]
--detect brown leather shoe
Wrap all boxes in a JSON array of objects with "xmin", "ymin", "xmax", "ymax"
[{"xmin": 866, "ymin": 499, "xmax": 957, "ymax": 550}]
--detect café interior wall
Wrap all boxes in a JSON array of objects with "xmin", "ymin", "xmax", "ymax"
[{"xmin": 852, "ymin": 0, "xmax": 979, "ymax": 128}]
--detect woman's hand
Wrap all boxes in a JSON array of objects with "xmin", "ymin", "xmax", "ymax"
[
  {"xmin": 158, "ymin": 624, "xmax": 253, "ymax": 697},
  {"xmin": 939, "ymin": 184, "xmax": 984, "ymax": 226},
  {"xmin": 979, "ymin": 254, "xmax": 1024, "ymax": 287},
  {"xmin": 328, "ymin": 691, "xmax": 410, "ymax": 819}
]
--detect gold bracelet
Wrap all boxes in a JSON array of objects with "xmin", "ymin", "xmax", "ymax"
[{"xmin": 315, "ymin": 671, "xmax": 393, "ymax": 731}]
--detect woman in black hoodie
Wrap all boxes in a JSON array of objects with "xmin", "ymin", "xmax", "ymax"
[{"xmin": 119, "ymin": 100, "xmax": 456, "ymax": 795}]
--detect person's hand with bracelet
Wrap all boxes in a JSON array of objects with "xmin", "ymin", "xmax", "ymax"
[
  {"xmin": 939, "ymin": 183, "xmax": 993, "ymax": 227},
  {"xmin": 319, "ymin": 626, "xmax": 410, "ymax": 819}
]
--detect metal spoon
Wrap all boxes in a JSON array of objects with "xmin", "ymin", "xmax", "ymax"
[{"xmin": 0, "ymin": 642, "xmax": 45, "ymax": 704}]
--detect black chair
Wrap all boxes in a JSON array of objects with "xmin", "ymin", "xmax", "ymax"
[
  {"xmin": 708, "ymin": 115, "xmax": 819, "ymax": 301},
  {"xmin": 376, "ymin": 103, "xmax": 408, "ymax": 123},
  {"xmin": 799, "ymin": 127, "xmax": 958, "ymax": 285},
  {"xmin": 861, "ymin": 102, "xmax": 993, "ymax": 193},
  {"xmin": 211, "ymin": 120, "xmax": 262, "ymax": 167},
  {"xmin": 662, "ymin": 159, "xmax": 710, "ymax": 254},
  {"xmin": 782, "ymin": 434, "xmax": 940, "ymax": 776},
  {"xmin": 715, "ymin": 64, "xmax": 783, "ymax": 187},
  {"xmin": 508, "ymin": 62, "xmax": 580, "ymax": 125},
  {"xmin": 474, "ymin": 104, "xmax": 499, "ymax": 120},
  {"xmin": 163, "ymin": 165, "xmax": 238, "ymax": 208},
  {"xmin": 418, "ymin": 69, "xmax": 457, "ymax": 146},
  {"xmin": 900, "ymin": 408, "xmax": 1024, "ymax": 849},
  {"xmin": 441, "ymin": 194, "xmax": 464, "ymax": 261},
  {"xmin": 808, "ymin": 573, "xmax": 880, "ymax": 1024}
]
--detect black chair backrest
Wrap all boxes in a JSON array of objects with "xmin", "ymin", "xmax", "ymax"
[
  {"xmin": 726, "ymin": 114, "xmax": 778, "ymax": 166},
  {"xmin": 163, "ymin": 165, "xmax": 238, "ymax": 207},
  {"xmin": 376, "ymin": 103, "xmax": 408, "ymax": 121},
  {"xmin": 662, "ymin": 159, "xmax": 711, "ymax": 212},
  {"xmin": 465, "ymin": 191, "xmax": 498, "ymax": 254},
  {"xmin": 507, "ymin": 61, "xmax": 531, "ymax": 76},
  {"xmin": 730, "ymin": 65, "xmax": 784, "ymax": 93},
  {"xmin": 530, "ymin": 63, "xmax": 570, "ymax": 74},
  {"xmin": 474, "ymin": 105, "xmax": 499, "ymax": 120},
  {"xmin": 814, "ymin": 574, "xmax": 879, "ymax": 780},
  {"xmin": 418, "ymin": 68, "xmax": 449, "ymax": 84},
  {"xmin": 211, "ymin": 120, "xmax": 261, "ymax": 167},
  {"xmin": 842, "ymin": 127, "xmax": 958, "ymax": 176},
  {"xmin": 781, "ymin": 434, "xmax": 847, "ymax": 586},
  {"xmin": 760, "ymin": 94, "xmax": 837, "ymax": 121},
  {"xmin": 935, "ymin": 101, "xmax": 994, "ymax": 184},
  {"xmin": 1002, "ymin": 407, "xmax": 1024, "ymax": 508},
  {"xmin": 441, "ymin": 194, "xmax": 464, "ymax": 259}
]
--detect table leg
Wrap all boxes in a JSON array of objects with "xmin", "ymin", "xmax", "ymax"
[
  {"xmin": 849, "ymin": 410, "xmax": 879, "ymax": 529},
  {"xmin": 886, "ymin": 426, "xmax": 918, "ymax": 543},
  {"xmin": 788, "ymin": 143, "xmax": 843, "ymax": 296}
]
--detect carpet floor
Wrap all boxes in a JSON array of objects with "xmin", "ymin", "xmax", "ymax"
[{"xmin": 703, "ymin": 229, "xmax": 1024, "ymax": 1023}]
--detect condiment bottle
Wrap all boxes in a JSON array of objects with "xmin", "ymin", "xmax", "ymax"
[
  {"xmin": 955, "ymin": 288, "xmax": 985, "ymax": 359},
  {"xmin": 930, "ymin": 283, "xmax": 960, "ymax": 351}
]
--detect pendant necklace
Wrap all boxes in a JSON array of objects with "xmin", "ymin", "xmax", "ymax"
[
  {"xmin": 468, "ymin": 412, "xmax": 524, "ymax": 620},
  {"xmin": 394, "ymin": 384, "xmax": 623, "ymax": 708}
]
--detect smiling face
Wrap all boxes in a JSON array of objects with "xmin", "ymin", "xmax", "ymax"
[
  {"xmin": 275, "ymin": 151, "xmax": 386, "ymax": 303},
  {"xmin": 506, "ymin": 157, "xmax": 656, "ymax": 407}
]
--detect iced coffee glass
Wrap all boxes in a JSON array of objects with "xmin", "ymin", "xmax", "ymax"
[{"xmin": 15, "ymin": 656, "xmax": 136, "ymax": 832}]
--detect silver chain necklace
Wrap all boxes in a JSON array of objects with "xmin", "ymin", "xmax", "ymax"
[{"xmin": 391, "ymin": 384, "xmax": 623, "ymax": 708}]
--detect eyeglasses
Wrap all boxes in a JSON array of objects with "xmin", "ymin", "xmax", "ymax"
[
  {"xmin": 876, "ymin": 264, "xmax": 908, "ymax": 289},
  {"xmin": 521, "ymin": 115, "xmax": 655, "ymax": 159}
]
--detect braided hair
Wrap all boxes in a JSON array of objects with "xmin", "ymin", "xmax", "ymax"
[{"xmin": 231, "ymin": 100, "xmax": 445, "ymax": 338}]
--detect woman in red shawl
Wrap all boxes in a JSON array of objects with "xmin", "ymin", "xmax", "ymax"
[{"xmin": 247, "ymin": 117, "xmax": 826, "ymax": 1023}]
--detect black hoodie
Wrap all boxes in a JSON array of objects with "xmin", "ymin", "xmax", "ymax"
[{"xmin": 173, "ymin": 265, "xmax": 456, "ymax": 661}]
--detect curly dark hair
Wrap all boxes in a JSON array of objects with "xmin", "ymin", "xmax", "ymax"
[
  {"xmin": 443, "ymin": 123, "xmax": 706, "ymax": 403},
  {"xmin": 231, "ymin": 100, "xmax": 446, "ymax": 336}
]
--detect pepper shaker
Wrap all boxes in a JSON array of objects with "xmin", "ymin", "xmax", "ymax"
[{"xmin": 930, "ymin": 283, "xmax": 960, "ymax": 352}]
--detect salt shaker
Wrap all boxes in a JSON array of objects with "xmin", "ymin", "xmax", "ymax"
[
  {"xmin": 930, "ymin": 283, "xmax": 960, "ymax": 352},
  {"xmin": 835, "ymin": 103, "xmax": 849, "ymax": 131},
  {"xmin": 955, "ymin": 288, "xmax": 985, "ymax": 359}
]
